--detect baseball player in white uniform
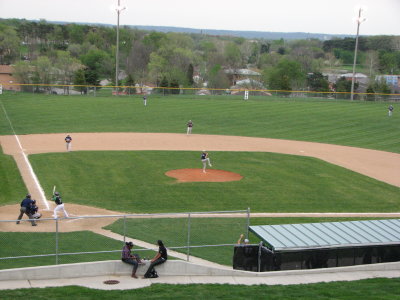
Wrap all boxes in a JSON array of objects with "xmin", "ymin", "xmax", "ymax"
[{"xmin": 201, "ymin": 150, "xmax": 212, "ymax": 173}]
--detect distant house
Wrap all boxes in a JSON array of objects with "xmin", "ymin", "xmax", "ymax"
[
  {"xmin": 375, "ymin": 75, "xmax": 400, "ymax": 88},
  {"xmin": 323, "ymin": 72, "xmax": 369, "ymax": 85},
  {"xmin": 224, "ymin": 68, "xmax": 261, "ymax": 85},
  {"xmin": 339, "ymin": 73, "xmax": 369, "ymax": 85},
  {"xmin": 0, "ymin": 65, "xmax": 21, "ymax": 91}
]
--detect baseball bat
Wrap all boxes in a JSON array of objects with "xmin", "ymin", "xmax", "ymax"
[{"xmin": 52, "ymin": 185, "xmax": 56, "ymax": 196}]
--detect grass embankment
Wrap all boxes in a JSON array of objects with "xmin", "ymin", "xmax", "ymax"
[
  {"xmin": 27, "ymin": 151, "xmax": 400, "ymax": 213},
  {"xmin": 1, "ymin": 278, "xmax": 400, "ymax": 299},
  {"xmin": 0, "ymin": 93, "xmax": 399, "ymax": 153}
]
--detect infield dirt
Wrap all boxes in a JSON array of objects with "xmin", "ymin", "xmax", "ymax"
[{"xmin": 1, "ymin": 132, "xmax": 400, "ymax": 233}]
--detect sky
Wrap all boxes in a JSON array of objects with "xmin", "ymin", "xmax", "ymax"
[{"xmin": 1, "ymin": 0, "xmax": 399, "ymax": 36}]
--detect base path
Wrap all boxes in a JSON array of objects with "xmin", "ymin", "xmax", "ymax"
[
  {"xmin": 1, "ymin": 132, "xmax": 399, "ymax": 186},
  {"xmin": 1, "ymin": 132, "xmax": 400, "ymax": 227}
]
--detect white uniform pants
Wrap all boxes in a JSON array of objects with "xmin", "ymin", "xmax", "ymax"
[
  {"xmin": 66, "ymin": 142, "xmax": 72, "ymax": 151},
  {"xmin": 187, "ymin": 127, "xmax": 192, "ymax": 134},
  {"xmin": 202, "ymin": 158, "xmax": 212, "ymax": 172},
  {"xmin": 54, "ymin": 203, "xmax": 69, "ymax": 218}
]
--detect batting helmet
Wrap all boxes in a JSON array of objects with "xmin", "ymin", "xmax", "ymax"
[{"xmin": 54, "ymin": 192, "xmax": 60, "ymax": 196}]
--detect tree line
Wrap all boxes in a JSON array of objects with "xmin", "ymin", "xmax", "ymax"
[{"xmin": 0, "ymin": 18, "xmax": 399, "ymax": 95}]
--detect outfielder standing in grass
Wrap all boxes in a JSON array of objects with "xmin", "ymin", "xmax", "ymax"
[
  {"xmin": 65, "ymin": 134, "xmax": 72, "ymax": 151},
  {"xmin": 186, "ymin": 120, "xmax": 193, "ymax": 135},
  {"xmin": 52, "ymin": 191, "xmax": 69, "ymax": 218},
  {"xmin": 201, "ymin": 150, "xmax": 212, "ymax": 173},
  {"xmin": 388, "ymin": 105, "xmax": 394, "ymax": 117}
]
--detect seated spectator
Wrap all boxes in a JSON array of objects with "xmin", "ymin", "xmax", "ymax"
[{"xmin": 143, "ymin": 240, "xmax": 167, "ymax": 278}]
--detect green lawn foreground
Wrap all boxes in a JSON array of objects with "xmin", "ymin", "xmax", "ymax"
[
  {"xmin": 0, "ymin": 93, "xmax": 399, "ymax": 153},
  {"xmin": 1, "ymin": 278, "xmax": 400, "ymax": 299},
  {"xmin": 27, "ymin": 151, "xmax": 400, "ymax": 213}
]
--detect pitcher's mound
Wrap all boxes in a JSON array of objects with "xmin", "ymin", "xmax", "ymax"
[{"xmin": 165, "ymin": 169, "xmax": 243, "ymax": 183}]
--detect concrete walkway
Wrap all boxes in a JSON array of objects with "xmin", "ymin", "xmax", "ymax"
[{"xmin": 0, "ymin": 260, "xmax": 399, "ymax": 290}]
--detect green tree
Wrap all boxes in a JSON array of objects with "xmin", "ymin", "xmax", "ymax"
[
  {"xmin": 13, "ymin": 61, "xmax": 33, "ymax": 91},
  {"xmin": 186, "ymin": 63, "xmax": 194, "ymax": 87},
  {"xmin": 73, "ymin": 68, "xmax": 86, "ymax": 94},
  {"xmin": 307, "ymin": 72, "xmax": 330, "ymax": 92},
  {"xmin": 0, "ymin": 26, "xmax": 20, "ymax": 64},
  {"xmin": 207, "ymin": 64, "xmax": 230, "ymax": 90},
  {"xmin": 32, "ymin": 56, "xmax": 54, "ymax": 89},
  {"xmin": 224, "ymin": 42, "xmax": 242, "ymax": 69},
  {"xmin": 334, "ymin": 77, "xmax": 358, "ymax": 99},
  {"xmin": 124, "ymin": 74, "xmax": 135, "ymax": 95},
  {"xmin": 264, "ymin": 59, "xmax": 305, "ymax": 92}
]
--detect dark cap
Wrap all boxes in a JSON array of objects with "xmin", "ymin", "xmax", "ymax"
[{"xmin": 26, "ymin": 194, "xmax": 31, "ymax": 198}]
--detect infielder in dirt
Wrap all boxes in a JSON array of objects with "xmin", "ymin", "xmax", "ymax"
[
  {"xmin": 52, "ymin": 191, "xmax": 69, "ymax": 218},
  {"xmin": 65, "ymin": 135, "xmax": 72, "ymax": 151},
  {"xmin": 201, "ymin": 150, "xmax": 212, "ymax": 173}
]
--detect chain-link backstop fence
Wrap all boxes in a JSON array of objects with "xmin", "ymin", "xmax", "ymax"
[{"xmin": 0, "ymin": 209, "xmax": 250, "ymax": 270}]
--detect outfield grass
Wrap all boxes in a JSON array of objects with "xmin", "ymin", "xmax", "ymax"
[
  {"xmin": 26, "ymin": 151, "xmax": 400, "ymax": 213},
  {"xmin": 0, "ymin": 93, "xmax": 399, "ymax": 153},
  {"xmin": 1, "ymin": 278, "xmax": 400, "ymax": 299}
]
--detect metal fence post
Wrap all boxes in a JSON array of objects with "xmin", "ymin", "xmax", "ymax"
[
  {"xmin": 258, "ymin": 242, "xmax": 262, "ymax": 272},
  {"xmin": 55, "ymin": 218, "xmax": 59, "ymax": 265},
  {"xmin": 123, "ymin": 215, "xmax": 126, "ymax": 243},
  {"xmin": 187, "ymin": 212, "xmax": 191, "ymax": 261},
  {"xmin": 246, "ymin": 207, "xmax": 250, "ymax": 240}
]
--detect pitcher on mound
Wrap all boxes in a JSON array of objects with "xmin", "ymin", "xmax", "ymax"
[{"xmin": 201, "ymin": 150, "xmax": 212, "ymax": 173}]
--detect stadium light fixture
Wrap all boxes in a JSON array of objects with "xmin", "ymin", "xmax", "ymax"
[
  {"xmin": 114, "ymin": 0, "xmax": 126, "ymax": 96},
  {"xmin": 350, "ymin": 6, "xmax": 367, "ymax": 101}
]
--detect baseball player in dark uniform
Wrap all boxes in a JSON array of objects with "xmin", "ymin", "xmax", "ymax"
[
  {"xmin": 29, "ymin": 200, "xmax": 42, "ymax": 219},
  {"xmin": 16, "ymin": 194, "xmax": 37, "ymax": 226},
  {"xmin": 201, "ymin": 150, "xmax": 212, "ymax": 173},
  {"xmin": 65, "ymin": 135, "xmax": 72, "ymax": 151},
  {"xmin": 187, "ymin": 120, "xmax": 193, "ymax": 135},
  {"xmin": 52, "ymin": 191, "xmax": 69, "ymax": 218}
]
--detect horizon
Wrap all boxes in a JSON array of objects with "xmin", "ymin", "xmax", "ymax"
[{"xmin": 1, "ymin": 0, "xmax": 399, "ymax": 36}]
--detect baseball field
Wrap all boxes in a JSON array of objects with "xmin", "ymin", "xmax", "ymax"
[{"xmin": 0, "ymin": 92, "xmax": 400, "ymax": 297}]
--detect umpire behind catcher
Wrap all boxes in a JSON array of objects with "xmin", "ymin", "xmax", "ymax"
[{"xmin": 16, "ymin": 194, "xmax": 37, "ymax": 226}]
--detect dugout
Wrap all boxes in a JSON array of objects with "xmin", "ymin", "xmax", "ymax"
[{"xmin": 233, "ymin": 219, "xmax": 400, "ymax": 272}]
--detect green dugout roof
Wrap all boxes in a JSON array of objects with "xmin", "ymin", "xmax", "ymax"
[{"xmin": 249, "ymin": 219, "xmax": 400, "ymax": 251}]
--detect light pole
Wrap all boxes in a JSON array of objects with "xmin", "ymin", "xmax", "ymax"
[
  {"xmin": 350, "ymin": 6, "xmax": 366, "ymax": 101},
  {"xmin": 115, "ymin": 0, "xmax": 126, "ymax": 95}
]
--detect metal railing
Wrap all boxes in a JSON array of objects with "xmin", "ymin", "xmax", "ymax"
[
  {"xmin": 0, "ymin": 209, "xmax": 250, "ymax": 269},
  {"xmin": 2, "ymin": 83, "xmax": 400, "ymax": 102}
]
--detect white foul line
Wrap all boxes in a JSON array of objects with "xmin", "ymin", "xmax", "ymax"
[{"xmin": 0, "ymin": 99, "xmax": 50, "ymax": 210}]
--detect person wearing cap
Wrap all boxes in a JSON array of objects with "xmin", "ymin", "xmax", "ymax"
[
  {"xmin": 16, "ymin": 194, "xmax": 37, "ymax": 226},
  {"xmin": 28, "ymin": 200, "xmax": 42, "ymax": 219},
  {"xmin": 201, "ymin": 150, "xmax": 212, "ymax": 173},
  {"xmin": 237, "ymin": 234, "xmax": 249, "ymax": 245},
  {"xmin": 52, "ymin": 191, "xmax": 69, "ymax": 218},
  {"xmin": 65, "ymin": 135, "xmax": 72, "ymax": 151},
  {"xmin": 121, "ymin": 241, "xmax": 143, "ymax": 278},
  {"xmin": 186, "ymin": 120, "xmax": 193, "ymax": 135}
]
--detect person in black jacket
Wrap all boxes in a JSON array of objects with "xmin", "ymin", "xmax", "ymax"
[{"xmin": 143, "ymin": 240, "xmax": 167, "ymax": 278}]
